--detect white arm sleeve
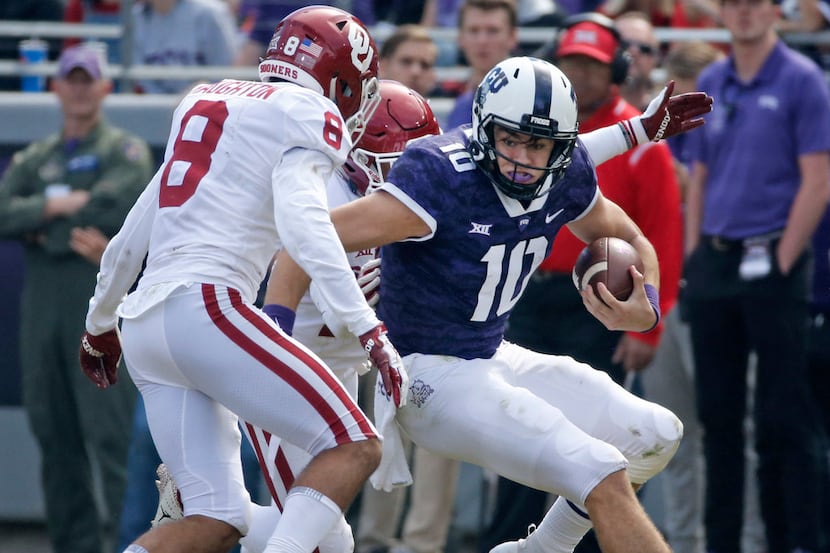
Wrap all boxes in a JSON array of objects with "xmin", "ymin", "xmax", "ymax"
[
  {"xmin": 273, "ymin": 148, "xmax": 379, "ymax": 337},
  {"xmin": 85, "ymin": 176, "xmax": 159, "ymax": 335},
  {"xmin": 579, "ymin": 124, "xmax": 635, "ymax": 166}
]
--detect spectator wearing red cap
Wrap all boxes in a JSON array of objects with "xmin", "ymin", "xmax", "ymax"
[
  {"xmin": 0, "ymin": 44, "xmax": 153, "ymax": 553},
  {"xmin": 480, "ymin": 14, "xmax": 684, "ymax": 553}
]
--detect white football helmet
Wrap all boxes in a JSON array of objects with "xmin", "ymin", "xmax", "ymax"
[{"xmin": 470, "ymin": 57, "xmax": 579, "ymax": 201}]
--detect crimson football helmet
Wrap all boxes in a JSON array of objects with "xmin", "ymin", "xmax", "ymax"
[
  {"xmin": 259, "ymin": 6, "xmax": 380, "ymax": 141},
  {"xmin": 341, "ymin": 80, "xmax": 441, "ymax": 196}
]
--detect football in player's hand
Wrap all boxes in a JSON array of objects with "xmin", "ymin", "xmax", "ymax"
[{"xmin": 572, "ymin": 237, "xmax": 644, "ymax": 302}]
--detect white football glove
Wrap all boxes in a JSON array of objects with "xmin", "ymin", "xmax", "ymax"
[{"xmin": 357, "ymin": 257, "xmax": 381, "ymax": 308}]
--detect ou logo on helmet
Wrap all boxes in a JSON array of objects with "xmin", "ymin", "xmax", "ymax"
[{"xmin": 348, "ymin": 24, "xmax": 374, "ymax": 73}]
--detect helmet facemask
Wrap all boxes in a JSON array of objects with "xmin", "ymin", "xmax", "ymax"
[
  {"xmin": 345, "ymin": 148, "xmax": 402, "ymax": 195},
  {"xmin": 343, "ymin": 75, "xmax": 380, "ymax": 143},
  {"xmin": 474, "ymin": 113, "xmax": 577, "ymax": 201}
]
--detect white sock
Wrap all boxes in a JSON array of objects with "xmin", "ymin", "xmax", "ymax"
[
  {"xmin": 243, "ymin": 502, "xmax": 353, "ymax": 553},
  {"xmin": 241, "ymin": 503, "xmax": 281, "ymax": 553},
  {"xmin": 529, "ymin": 497, "xmax": 593, "ymax": 553},
  {"xmin": 264, "ymin": 487, "xmax": 342, "ymax": 553},
  {"xmin": 123, "ymin": 546, "xmax": 150, "ymax": 553}
]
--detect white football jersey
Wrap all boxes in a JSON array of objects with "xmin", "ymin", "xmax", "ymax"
[
  {"xmin": 87, "ymin": 79, "xmax": 378, "ymax": 337},
  {"xmin": 294, "ymin": 172, "xmax": 378, "ymax": 376}
]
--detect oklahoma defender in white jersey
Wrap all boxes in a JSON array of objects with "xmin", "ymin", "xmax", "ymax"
[
  {"xmin": 78, "ymin": 7, "xmax": 406, "ymax": 553},
  {"xmin": 236, "ymin": 80, "xmax": 441, "ymax": 553}
]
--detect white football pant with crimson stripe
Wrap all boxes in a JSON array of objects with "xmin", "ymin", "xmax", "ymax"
[
  {"xmin": 238, "ymin": 311, "xmax": 364, "ymax": 553},
  {"xmin": 239, "ymin": 425, "xmax": 356, "ymax": 553},
  {"xmin": 121, "ymin": 283, "xmax": 377, "ymax": 534}
]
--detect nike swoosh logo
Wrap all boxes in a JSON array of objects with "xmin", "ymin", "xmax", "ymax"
[{"xmin": 545, "ymin": 209, "xmax": 564, "ymax": 224}]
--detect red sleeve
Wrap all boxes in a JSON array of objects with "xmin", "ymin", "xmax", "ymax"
[{"xmin": 622, "ymin": 141, "xmax": 683, "ymax": 347}]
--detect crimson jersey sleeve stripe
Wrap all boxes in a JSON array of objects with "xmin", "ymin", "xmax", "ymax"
[{"xmin": 201, "ymin": 284, "xmax": 377, "ymax": 444}]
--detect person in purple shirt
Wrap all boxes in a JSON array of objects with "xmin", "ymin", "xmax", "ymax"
[{"xmin": 683, "ymin": 0, "xmax": 830, "ymax": 551}]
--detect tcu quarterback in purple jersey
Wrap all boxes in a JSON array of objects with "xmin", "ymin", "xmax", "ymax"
[{"xmin": 266, "ymin": 55, "xmax": 712, "ymax": 553}]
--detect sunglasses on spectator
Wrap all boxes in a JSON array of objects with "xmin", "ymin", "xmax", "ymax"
[
  {"xmin": 397, "ymin": 57, "xmax": 434, "ymax": 70},
  {"xmin": 624, "ymin": 41, "xmax": 657, "ymax": 56}
]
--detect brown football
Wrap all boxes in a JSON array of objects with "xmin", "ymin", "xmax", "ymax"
[{"xmin": 572, "ymin": 237, "xmax": 644, "ymax": 302}]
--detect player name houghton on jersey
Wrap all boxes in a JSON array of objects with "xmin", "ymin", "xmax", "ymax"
[{"xmin": 192, "ymin": 80, "xmax": 277, "ymax": 100}]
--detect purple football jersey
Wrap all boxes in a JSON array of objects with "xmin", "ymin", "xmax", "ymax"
[{"xmin": 377, "ymin": 127, "xmax": 598, "ymax": 359}]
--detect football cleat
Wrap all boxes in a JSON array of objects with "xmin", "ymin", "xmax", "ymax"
[
  {"xmin": 151, "ymin": 463, "xmax": 184, "ymax": 527},
  {"xmin": 488, "ymin": 524, "xmax": 536, "ymax": 553}
]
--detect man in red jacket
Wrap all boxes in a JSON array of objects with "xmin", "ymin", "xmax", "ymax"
[{"xmin": 480, "ymin": 13, "xmax": 683, "ymax": 553}]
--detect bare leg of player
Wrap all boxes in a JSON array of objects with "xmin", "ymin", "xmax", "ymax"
[
  {"xmin": 586, "ymin": 470, "xmax": 671, "ymax": 553},
  {"xmin": 291, "ymin": 440, "xmax": 381, "ymax": 509},
  {"xmin": 128, "ymin": 515, "xmax": 241, "ymax": 553}
]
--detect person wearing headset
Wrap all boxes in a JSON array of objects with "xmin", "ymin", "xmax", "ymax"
[{"xmin": 479, "ymin": 14, "xmax": 683, "ymax": 553}]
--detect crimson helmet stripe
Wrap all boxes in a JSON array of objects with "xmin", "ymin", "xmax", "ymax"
[
  {"xmin": 201, "ymin": 284, "xmax": 377, "ymax": 445},
  {"xmin": 531, "ymin": 59, "xmax": 553, "ymax": 117}
]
